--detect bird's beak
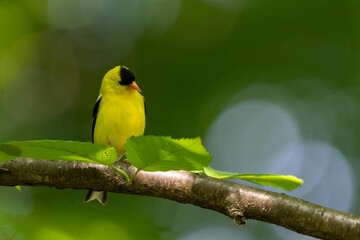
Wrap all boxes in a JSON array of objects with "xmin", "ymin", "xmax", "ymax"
[{"xmin": 129, "ymin": 81, "xmax": 141, "ymax": 92}]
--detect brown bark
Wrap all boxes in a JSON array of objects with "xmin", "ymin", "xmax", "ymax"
[{"xmin": 0, "ymin": 158, "xmax": 359, "ymax": 239}]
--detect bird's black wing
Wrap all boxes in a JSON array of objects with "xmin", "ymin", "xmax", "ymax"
[{"xmin": 92, "ymin": 96, "xmax": 101, "ymax": 143}]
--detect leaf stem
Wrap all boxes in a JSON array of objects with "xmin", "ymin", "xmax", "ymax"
[
  {"xmin": 129, "ymin": 169, "xmax": 141, "ymax": 183},
  {"xmin": 112, "ymin": 166, "xmax": 130, "ymax": 183}
]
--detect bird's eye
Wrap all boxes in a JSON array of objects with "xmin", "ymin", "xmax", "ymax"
[{"xmin": 119, "ymin": 67, "xmax": 135, "ymax": 86}]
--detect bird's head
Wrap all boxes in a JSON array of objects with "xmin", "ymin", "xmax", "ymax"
[{"xmin": 100, "ymin": 66, "xmax": 141, "ymax": 95}]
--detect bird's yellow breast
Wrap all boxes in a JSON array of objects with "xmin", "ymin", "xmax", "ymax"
[{"xmin": 93, "ymin": 90, "xmax": 145, "ymax": 156}]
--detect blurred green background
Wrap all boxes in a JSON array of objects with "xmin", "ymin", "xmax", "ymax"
[{"xmin": 1, "ymin": 0, "xmax": 359, "ymax": 239}]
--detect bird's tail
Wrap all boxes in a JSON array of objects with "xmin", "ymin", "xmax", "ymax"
[{"xmin": 84, "ymin": 190, "xmax": 107, "ymax": 205}]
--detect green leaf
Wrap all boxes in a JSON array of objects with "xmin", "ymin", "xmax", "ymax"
[
  {"xmin": 203, "ymin": 167, "xmax": 303, "ymax": 191},
  {"xmin": 0, "ymin": 138, "xmax": 303, "ymax": 191},
  {"xmin": 124, "ymin": 136, "xmax": 212, "ymax": 171},
  {"xmin": 0, "ymin": 140, "xmax": 117, "ymax": 165}
]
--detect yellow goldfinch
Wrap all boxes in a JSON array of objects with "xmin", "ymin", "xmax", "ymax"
[{"xmin": 84, "ymin": 65, "xmax": 146, "ymax": 205}]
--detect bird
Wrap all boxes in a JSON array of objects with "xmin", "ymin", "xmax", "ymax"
[{"xmin": 84, "ymin": 65, "xmax": 146, "ymax": 205}]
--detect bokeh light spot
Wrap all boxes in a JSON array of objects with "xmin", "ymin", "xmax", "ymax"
[
  {"xmin": 205, "ymin": 100, "xmax": 301, "ymax": 172},
  {"xmin": 205, "ymin": 85, "xmax": 355, "ymax": 239}
]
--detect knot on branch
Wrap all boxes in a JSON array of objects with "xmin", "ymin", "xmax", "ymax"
[{"xmin": 228, "ymin": 206, "xmax": 246, "ymax": 225}]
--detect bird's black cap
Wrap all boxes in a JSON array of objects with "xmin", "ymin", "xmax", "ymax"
[{"xmin": 119, "ymin": 67, "xmax": 135, "ymax": 86}]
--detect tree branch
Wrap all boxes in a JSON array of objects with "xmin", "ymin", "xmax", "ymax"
[{"xmin": 0, "ymin": 158, "xmax": 359, "ymax": 239}]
